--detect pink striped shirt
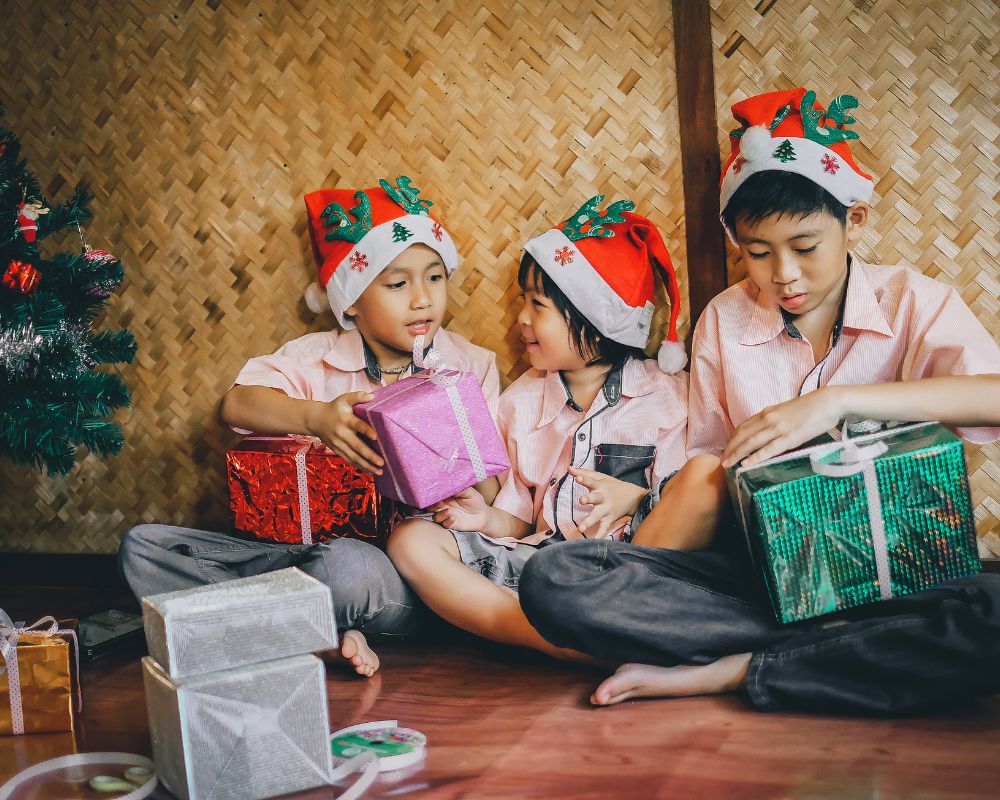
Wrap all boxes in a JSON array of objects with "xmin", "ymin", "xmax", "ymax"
[
  {"xmin": 232, "ymin": 327, "xmax": 500, "ymax": 421},
  {"xmin": 687, "ymin": 259, "xmax": 1000, "ymax": 456},
  {"xmin": 492, "ymin": 357, "xmax": 688, "ymax": 544}
]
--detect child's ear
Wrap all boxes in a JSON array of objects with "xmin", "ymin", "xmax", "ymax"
[{"xmin": 845, "ymin": 202, "xmax": 869, "ymax": 246}]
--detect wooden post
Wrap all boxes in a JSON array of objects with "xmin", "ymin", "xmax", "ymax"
[{"xmin": 672, "ymin": 0, "xmax": 728, "ymax": 328}]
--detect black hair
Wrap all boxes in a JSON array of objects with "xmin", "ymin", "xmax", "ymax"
[
  {"xmin": 517, "ymin": 252, "xmax": 647, "ymax": 366},
  {"xmin": 722, "ymin": 171, "xmax": 848, "ymax": 234}
]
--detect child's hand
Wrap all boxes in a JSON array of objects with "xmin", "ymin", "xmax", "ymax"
[
  {"xmin": 722, "ymin": 386, "xmax": 846, "ymax": 468},
  {"xmin": 570, "ymin": 467, "xmax": 649, "ymax": 539},
  {"xmin": 307, "ymin": 391, "xmax": 384, "ymax": 474},
  {"xmin": 429, "ymin": 488, "xmax": 489, "ymax": 532}
]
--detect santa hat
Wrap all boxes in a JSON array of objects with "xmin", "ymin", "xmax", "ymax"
[
  {"xmin": 523, "ymin": 196, "xmax": 686, "ymax": 374},
  {"xmin": 303, "ymin": 176, "xmax": 459, "ymax": 328},
  {"xmin": 720, "ymin": 88, "xmax": 874, "ymax": 222}
]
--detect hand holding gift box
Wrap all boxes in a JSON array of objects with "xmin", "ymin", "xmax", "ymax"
[
  {"xmin": 227, "ymin": 435, "xmax": 396, "ymax": 547},
  {"xmin": 353, "ymin": 339, "xmax": 509, "ymax": 509},
  {"xmin": 1, "ymin": 610, "xmax": 80, "ymax": 735},
  {"xmin": 729, "ymin": 422, "xmax": 982, "ymax": 624}
]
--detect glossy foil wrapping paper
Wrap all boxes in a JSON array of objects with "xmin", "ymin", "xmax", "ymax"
[
  {"xmin": 1, "ymin": 625, "xmax": 77, "ymax": 735},
  {"xmin": 354, "ymin": 370, "xmax": 509, "ymax": 509},
  {"xmin": 730, "ymin": 422, "xmax": 981, "ymax": 624},
  {"xmin": 227, "ymin": 437, "xmax": 394, "ymax": 546}
]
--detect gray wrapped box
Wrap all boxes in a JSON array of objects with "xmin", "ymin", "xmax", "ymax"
[
  {"xmin": 141, "ymin": 567, "xmax": 337, "ymax": 680},
  {"xmin": 142, "ymin": 654, "xmax": 333, "ymax": 800}
]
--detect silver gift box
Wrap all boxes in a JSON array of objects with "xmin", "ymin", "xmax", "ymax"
[
  {"xmin": 142, "ymin": 567, "xmax": 337, "ymax": 679},
  {"xmin": 142, "ymin": 654, "xmax": 333, "ymax": 800}
]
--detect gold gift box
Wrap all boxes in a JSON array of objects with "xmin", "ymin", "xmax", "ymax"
[{"xmin": 1, "ymin": 620, "xmax": 78, "ymax": 736}]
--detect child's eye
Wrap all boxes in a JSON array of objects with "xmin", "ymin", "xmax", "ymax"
[
  {"xmin": 428, "ymin": 272, "xmax": 444, "ymax": 282},
  {"xmin": 747, "ymin": 250, "xmax": 770, "ymax": 260},
  {"xmin": 386, "ymin": 280, "xmax": 406, "ymax": 290},
  {"xmin": 532, "ymin": 298, "xmax": 545, "ymax": 307},
  {"xmin": 795, "ymin": 245, "xmax": 818, "ymax": 255}
]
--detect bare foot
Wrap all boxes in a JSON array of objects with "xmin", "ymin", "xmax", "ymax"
[
  {"xmin": 323, "ymin": 629, "xmax": 379, "ymax": 677},
  {"xmin": 590, "ymin": 653, "xmax": 752, "ymax": 706}
]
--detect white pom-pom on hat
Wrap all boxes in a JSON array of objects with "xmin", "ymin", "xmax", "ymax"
[
  {"xmin": 657, "ymin": 339, "xmax": 687, "ymax": 374},
  {"xmin": 303, "ymin": 281, "xmax": 328, "ymax": 314},
  {"xmin": 739, "ymin": 124, "xmax": 773, "ymax": 163}
]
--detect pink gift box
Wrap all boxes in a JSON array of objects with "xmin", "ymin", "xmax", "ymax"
[{"xmin": 354, "ymin": 370, "xmax": 509, "ymax": 508}]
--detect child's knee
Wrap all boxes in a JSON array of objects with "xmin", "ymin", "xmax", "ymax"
[{"xmin": 387, "ymin": 518, "xmax": 445, "ymax": 565}]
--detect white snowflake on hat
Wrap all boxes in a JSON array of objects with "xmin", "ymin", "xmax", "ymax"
[
  {"xmin": 524, "ymin": 194, "xmax": 687, "ymax": 374},
  {"xmin": 302, "ymin": 176, "xmax": 459, "ymax": 328},
  {"xmin": 720, "ymin": 88, "xmax": 875, "ymax": 224}
]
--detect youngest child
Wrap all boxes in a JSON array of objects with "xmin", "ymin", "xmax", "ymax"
[{"xmin": 387, "ymin": 196, "xmax": 724, "ymax": 657}]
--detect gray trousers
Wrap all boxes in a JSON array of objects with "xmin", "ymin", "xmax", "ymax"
[{"xmin": 117, "ymin": 525, "xmax": 425, "ymax": 641}]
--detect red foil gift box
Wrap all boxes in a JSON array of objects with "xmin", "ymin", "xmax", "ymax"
[{"xmin": 226, "ymin": 437, "xmax": 395, "ymax": 547}]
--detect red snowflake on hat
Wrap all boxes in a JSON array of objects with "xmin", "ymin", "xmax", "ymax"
[
  {"xmin": 820, "ymin": 154, "xmax": 840, "ymax": 175},
  {"xmin": 349, "ymin": 251, "xmax": 369, "ymax": 272},
  {"xmin": 432, "ymin": 221, "xmax": 443, "ymax": 241},
  {"xmin": 733, "ymin": 156, "xmax": 747, "ymax": 174},
  {"xmin": 554, "ymin": 246, "xmax": 574, "ymax": 266}
]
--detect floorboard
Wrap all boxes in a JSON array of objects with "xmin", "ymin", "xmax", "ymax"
[{"xmin": 2, "ymin": 588, "xmax": 998, "ymax": 798}]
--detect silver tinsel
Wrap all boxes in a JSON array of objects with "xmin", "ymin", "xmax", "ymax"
[{"xmin": 0, "ymin": 316, "xmax": 93, "ymax": 381}]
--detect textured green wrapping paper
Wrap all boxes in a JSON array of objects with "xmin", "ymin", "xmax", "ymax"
[{"xmin": 729, "ymin": 422, "xmax": 981, "ymax": 624}]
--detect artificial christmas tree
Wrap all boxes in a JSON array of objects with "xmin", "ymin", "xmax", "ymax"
[{"xmin": 0, "ymin": 112, "xmax": 136, "ymax": 475}]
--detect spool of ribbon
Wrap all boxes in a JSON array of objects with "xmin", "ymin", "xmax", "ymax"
[
  {"xmin": 0, "ymin": 753, "xmax": 157, "ymax": 800},
  {"xmin": 243, "ymin": 435, "xmax": 323, "ymax": 545},
  {"xmin": 0, "ymin": 610, "xmax": 81, "ymax": 736}
]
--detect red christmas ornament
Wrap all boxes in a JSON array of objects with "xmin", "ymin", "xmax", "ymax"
[
  {"xmin": 3, "ymin": 260, "xmax": 42, "ymax": 294},
  {"xmin": 17, "ymin": 201, "xmax": 47, "ymax": 244},
  {"xmin": 83, "ymin": 247, "xmax": 116, "ymax": 264}
]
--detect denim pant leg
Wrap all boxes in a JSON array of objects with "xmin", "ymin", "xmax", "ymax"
[
  {"xmin": 117, "ymin": 524, "xmax": 294, "ymax": 599},
  {"xmin": 519, "ymin": 539, "xmax": 791, "ymax": 666},
  {"xmin": 748, "ymin": 573, "xmax": 1000, "ymax": 715},
  {"xmin": 295, "ymin": 538, "xmax": 426, "ymax": 641}
]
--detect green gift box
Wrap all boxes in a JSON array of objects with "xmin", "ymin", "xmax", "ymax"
[{"xmin": 729, "ymin": 422, "xmax": 981, "ymax": 624}]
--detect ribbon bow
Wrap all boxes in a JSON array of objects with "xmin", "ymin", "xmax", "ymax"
[{"xmin": 1, "ymin": 609, "xmax": 81, "ymax": 735}]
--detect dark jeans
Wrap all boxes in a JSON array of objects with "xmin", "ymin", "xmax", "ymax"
[{"xmin": 518, "ymin": 539, "xmax": 1000, "ymax": 715}]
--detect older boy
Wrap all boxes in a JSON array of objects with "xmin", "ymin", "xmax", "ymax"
[
  {"xmin": 119, "ymin": 177, "xmax": 500, "ymax": 676},
  {"xmin": 518, "ymin": 89, "xmax": 1000, "ymax": 714}
]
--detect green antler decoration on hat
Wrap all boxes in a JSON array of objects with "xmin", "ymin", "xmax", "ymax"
[
  {"xmin": 801, "ymin": 90, "xmax": 860, "ymax": 145},
  {"xmin": 322, "ymin": 191, "xmax": 373, "ymax": 243},
  {"xmin": 379, "ymin": 176, "xmax": 433, "ymax": 216},
  {"xmin": 561, "ymin": 195, "xmax": 636, "ymax": 241}
]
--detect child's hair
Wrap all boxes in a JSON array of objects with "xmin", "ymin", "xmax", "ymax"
[
  {"xmin": 722, "ymin": 171, "xmax": 849, "ymax": 233},
  {"xmin": 518, "ymin": 253, "xmax": 646, "ymax": 366}
]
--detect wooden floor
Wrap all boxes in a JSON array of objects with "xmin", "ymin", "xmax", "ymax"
[{"xmin": 2, "ymin": 587, "xmax": 1000, "ymax": 799}]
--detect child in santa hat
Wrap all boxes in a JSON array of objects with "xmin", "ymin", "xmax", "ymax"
[
  {"xmin": 518, "ymin": 89, "xmax": 1000, "ymax": 714},
  {"xmin": 387, "ymin": 197, "xmax": 726, "ymax": 659},
  {"xmin": 118, "ymin": 176, "xmax": 500, "ymax": 677}
]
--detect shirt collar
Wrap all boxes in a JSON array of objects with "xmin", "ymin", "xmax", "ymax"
[
  {"xmin": 740, "ymin": 256, "xmax": 893, "ymax": 346},
  {"xmin": 322, "ymin": 329, "xmax": 436, "ymax": 382},
  {"xmin": 537, "ymin": 357, "xmax": 656, "ymax": 428}
]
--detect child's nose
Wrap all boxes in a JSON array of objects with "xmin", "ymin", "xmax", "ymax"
[
  {"xmin": 771, "ymin": 252, "xmax": 801, "ymax": 285},
  {"xmin": 516, "ymin": 301, "xmax": 531, "ymax": 325},
  {"xmin": 410, "ymin": 282, "xmax": 431, "ymax": 308}
]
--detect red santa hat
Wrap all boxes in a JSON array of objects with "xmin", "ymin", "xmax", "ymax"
[
  {"xmin": 303, "ymin": 176, "xmax": 459, "ymax": 328},
  {"xmin": 720, "ymin": 88, "xmax": 874, "ymax": 222},
  {"xmin": 523, "ymin": 196, "xmax": 686, "ymax": 374}
]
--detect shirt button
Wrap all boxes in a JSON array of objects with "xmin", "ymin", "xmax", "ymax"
[
  {"xmin": 549, "ymin": 478, "xmax": 557, "ymax": 486},
  {"xmin": 577, "ymin": 432, "xmax": 586, "ymax": 441}
]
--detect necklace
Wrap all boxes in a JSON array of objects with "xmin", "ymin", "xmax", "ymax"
[{"xmin": 378, "ymin": 360, "xmax": 412, "ymax": 375}]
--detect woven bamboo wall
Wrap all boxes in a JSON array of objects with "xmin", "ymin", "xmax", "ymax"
[
  {"xmin": 0, "ymin": 0, "xmax": 686, "ymax": 553},
  {"xmin": 710, "ymin": 0, "xmax": 1000, "ymax": 541}
]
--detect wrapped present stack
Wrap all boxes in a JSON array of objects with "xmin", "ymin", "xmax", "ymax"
[
  {"xmin": 729, "ymin": 422, "xmax": 982, "ymax": 624},
  {"xmin": 227, "ymin": 436, "xmax": 396, "ymax": 548},
  {"xmin": 1, "ymin": 612, "xmax": 80, "ymax": 735},
  {"xmin": 141, "ymin": 568, "xmax": 337, "ymax": 800}
]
